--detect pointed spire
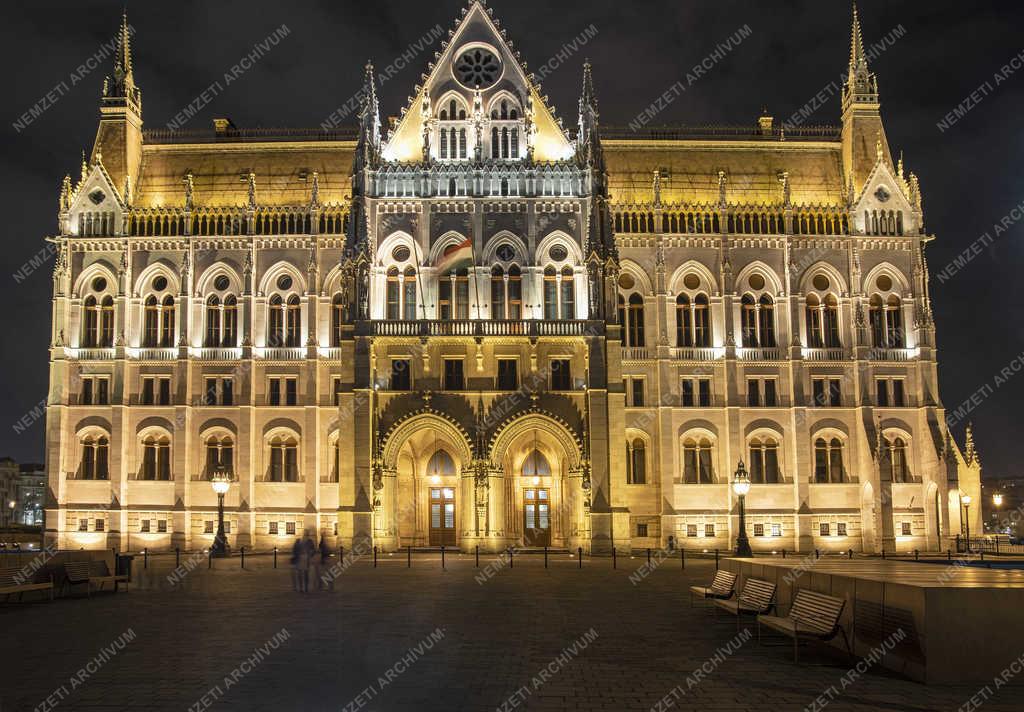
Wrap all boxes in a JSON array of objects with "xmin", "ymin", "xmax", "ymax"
[
  {"xmin": 580, "ymin": 59, "xmax": 597, "ymax": 114},
  {"xmin": 59, "ymin": 175, "xmax": 72, "ymax": 212},
  {"xmin": 965, "ymin": 423, "xmax": 978, "ymax": 466},
  {"xmin": 246, "ymin": 172, "xmax": 256, "ymax": 211},
  {"xmin": 113, "ymin": 9, "xmax": 134, "ymax": 89},
  {"xmin": 309, "ymin": 171, "xmax": 320, "ymax": 209},
  {"xmin": 356, "ymin": 60, "xmax": 381, "ymax": 170},
  {"xmin": 183, "ymin": 172, "xmax": 194, "ymax": 212},
  {"xmin": 844, "ymin": 3, "xmax": 879, "ymax": 106},
  {"xmin": 80, "ymin": 151, "xmax": 89, "ymax": 187},
  {"xmin": 123, "ymin": 173, "xmax": 132, "ymax": 206}
]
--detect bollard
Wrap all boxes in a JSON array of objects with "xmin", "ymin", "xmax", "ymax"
[
  {"xmin": 208, "ymin": 548, "xmax": 212, "ymax": 569},
  {"xmin": 782, "ymin": 549, "xmax": 787, "ymax": 559},
  {"xmin": 914, "ymin": 549, "xmax": 919, "ymax": 561},
  {"xmin": 647, "ymin": 548, "xmax": 652, "ymax": 566},
  {"xmin": 578, "ymin": 546, "xmax": 583, "ymax": 569},
  {"xmin": 509, "ymin": 547, "xmax": 513, "ymax": 569},
  {"xmin": 996, "ymin": 538, "xmax": 1001, "ymax": 555},
  {"xmin": 881, "ymin": 548, "xmax": 886, "ymax": 560},
  {"xmin": 613, "ymin": 548, "xmax": 617, "ymax": 569},
  {"xmin": 848, "ymin": 549, "xmax": 853, "ymax": 560},
  {"xmin": 408, "ymin": 545, "xmax": 412, "ymax": 568},
  {"xmin": 373, "ymin": 546, "xmax": 377, "ymax": 568},
  {"xmin": 274, "ymin": 547, "xmax": 278, "ymax": 569},
  {"xmin": 681, "ymin": 548, "xmax": 685, "ymax": 570},
  {"xmin": 475, "ymin": 545, "xmax": 479, "ymax": 568},
  {"xmin": 715, "ymin": 549, "xmax": 719, "ymax": 570},
  {"xmin": 441, "ymin": 545, "xmax": 445, "ymax": 570},
  {"xmin": 144, "ymin": 547, "xmax": 148, "ymax": 569},
  {"xmin": 815, "ymin": 549, "xmax": 820, "ymax": 560},
  {"xmin": 947, "ymin": 549, "xmax": 952, "ymax": 561},
  {"xmin": 544, "ymin": 546, "xmax": 549, "ymax": 569},
  {"xmin": 980, "ymin": 550, "xmax": 985, "ymax": 562},
  {"xmin": 241, "ymin": 546, "xmax": 245, "ymax": 569},
  {"xmin": 176, "ymin": 547, "xmax": 180, "ymax": 568}
]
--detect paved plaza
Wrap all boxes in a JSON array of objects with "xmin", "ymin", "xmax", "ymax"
[{"xmin": 1, "ymin": 552, "xmax": 1020, "ymax": 711}]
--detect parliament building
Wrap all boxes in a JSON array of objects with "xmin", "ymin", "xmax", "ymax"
[{"xmin": 44, "ymin": 2, "xmax": 981, "ymax": 555}]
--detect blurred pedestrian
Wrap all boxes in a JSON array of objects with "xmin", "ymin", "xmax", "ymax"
[
  {"xmin": 300, "ymin": 530, "xmax": 316, "ymax": 593},
  {"xmin": 290, "ymin": 537, "xmax": 303, "ymax": 592},
  {"xmin": 315, "ymin": 533, "xmax": 332, "ymax": 591}
]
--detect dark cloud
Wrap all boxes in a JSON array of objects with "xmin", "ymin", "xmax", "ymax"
[{"xmin": 1, "ymin": 0, "xmax": 1021, "ymax": 476}]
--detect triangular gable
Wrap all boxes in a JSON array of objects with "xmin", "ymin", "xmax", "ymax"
[
  {"xmin": 382, "ymin": 1, "xmax": 573, "ymax": 163},
  {"xmin": 851, "ymin": 153, "xmax": 916, "ymax": 234},
  {"xmin": 69, "ymin": 159, "xmax": 127, "ymax": 217}
]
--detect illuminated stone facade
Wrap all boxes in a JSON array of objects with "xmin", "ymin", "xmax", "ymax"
[{"xmin": 45, "ymin": 3, "xmax": 980, "ymax": 554}]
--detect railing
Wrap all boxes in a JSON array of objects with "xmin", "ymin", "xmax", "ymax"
[
  {"xmin": 136, "ymin": 348, "xmax": 178, "ymax": 361},
  {"xmin": 867, "ymin": 348, "xmax": 915, "ymax": 362},
  {"xmin": 144, "ymin": 126, "xmax": 358, "ymax": 144},
  {"xmin": 669, "ymin": 347, "xmax": 719, "ymax": 362},
  {"xmin": 74, "ymin": 348, "xmax": 116, "ymax": 361},
  {"xmin": 261, "ymin": 347, "xmax": 306, "ymax": 361},
  {"xmin": 601, "ymin": 124, "xmax": 841, "ymax": 141},
  {"xmin": 194, "ymin": 347, "xmax": 243, "ymax": 361},
  {"xmin": 738, "ymin": 347, "xmax": 782, "ymax": 361},
  {"xmin": 803, "ymin": 348, "xmax": 846, "ymax": 362},
  {"xmin": 621, "ymin": 347, "xmax": 650, "ymax": 361},
  {"xmin": 958, "ymin": 536, "xmax": 1024, "ymax": 555},
  {"xmin": 367, "ymin": 320, "xmax": 597, "ymax": 338}
]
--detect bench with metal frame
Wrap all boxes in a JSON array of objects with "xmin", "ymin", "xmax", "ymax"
[
  {"xmin": 62, "ymin": 560, "xmax": 129, "ymax": 596},
  {"xmin": 713, "ymin": 577, "xmax": 777, "ymax": 630},
  {"xmin": 0, "ymin": 567, "xmax": 54, "ymax": 602},
  {"xmin": 689, "ymin": 570, "xmax": 737, "ymax": 607},
  {"xmin": 756, "ymin": 588, "xmax": 851, "ymax": 663}
]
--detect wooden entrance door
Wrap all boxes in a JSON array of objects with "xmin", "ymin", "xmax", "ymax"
[
  {"xmin": 523, "ymin": 488, "xmax": 551, "ymax": 546},
  {"xmin": 429, "ymin": 487, "xmax": 456, "ymax": 546}
]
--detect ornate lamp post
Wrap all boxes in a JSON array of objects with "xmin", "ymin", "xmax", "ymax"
[
  {"xmin": 211, "ymin": 467, "xmax": 232, "ymax": 557},
  {"xmin": 7, "ymin": 500, "xmax": 15, "ymax": 527},
  {"xmin": 732, "ymin": 461, "xmax": 753, "ymax": 558},
  {"xmin": 961, "ymin": 493, "xmax": 972, "ymax": 553}
]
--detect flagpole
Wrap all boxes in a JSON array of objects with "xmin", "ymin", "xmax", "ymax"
[
  {"xmin": 470, "ymin": 230, "xmax": 483, "ymax": 321},
  {"xmin": 410, "ymin": 238, "xmax": 428, "ymax": 320}
]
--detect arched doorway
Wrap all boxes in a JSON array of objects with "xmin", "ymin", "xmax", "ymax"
[{"xmin": 522, "ymin": 450, "xmax": 552, "ymax": 547}]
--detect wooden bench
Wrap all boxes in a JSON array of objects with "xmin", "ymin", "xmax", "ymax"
[
  {"xmin": 757, "ymin": 589, "xmax": 850, "ymax": 662},
  {"xmin": 63, "ymin": 561, "xmax": 129, "ymax": 596},
  {"xmin": 713, "ymin": 577, "xmax": 776, "ymax": 630},
  {"xmin": 0, "ymin": 567, "xmax": 54, "ymax": 602},
  {"xmin": 689, "ymin": 570, "xmax": 737, "ymax": 607}
]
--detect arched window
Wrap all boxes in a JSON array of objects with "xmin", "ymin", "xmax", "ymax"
[
  {"xmin": 386, "ymin": 267, "xmax": 401, "ymax": 320},
  {"xmin": 143, "ymin": 295, "xmax": 159, "ymax": 347},
  {"xmin": 522, "ymin": 449, "xmax": 550, "ymax": 478},
  {"xmin": 560, "ymin": 266, "xmax": 575, "ymax": 320},
  {"xmin": 491, "ymin": 266, "xmax": 506, "ymax": 320},
  {"xmin": 80, "ymin": 435, "xmax": 109, "ymax": 480},
  {"xmin": 675, "ymin": 294, "xmax": 692, "ymax": 347},
  {"xmin": 268, "ymin": 294, "xmax": 285, "ymax": 347},
  {"xmin": 693, "ymin": 294, "xmax": 710, "ymax": 347},
  {"xmin": 159, "ymin": 296, "xmax": 176, "ymax": 347},
  {"xmin": 543, "ymin": 266, "xmax": 558, "ymax": 320},
  {"xmin": 870, "ymin": 294, "xmax": 904, "ymax": 349},
  {"xmin": 449, "ymin": 99, "xmax": 456, "ymax": 118},
  {"xmin": 740, "ymin": 294, "xmax": 757, "ymax": 348},
  {"xmin": 807, "ymin": 293, "xmax": 840, "ymax": 348},
  {"xmin": 223, "ymin": 295, "xmax": 237, "ymax": 347},
  {"xmin": 742, "ymin": 293, "xmax": 776, "ymax": 348},
  {"xmin": 268, "ymin": 434, "xmax": 299, "ymax": 482},
  {"xmin": 440, "ymin": 129, "xmax": 448, "ymax": 159},
  {"xmin": 813, "ymin": 437, "xmax": 845, "ymax": 483},
  {"xmin": 682, "ymin": 437, "xmax": 714, "ymax": 484},
  {"xmin": 99, "ymin": 296, "xmax": 114, "ymax": 347},
  {"xmin": 626, "ymin": 438, "xmax": 646, "ymax": 484},
  {"xmin": 749, "ymin": 436, "xmax": 781, "ymax": 483},
  {"xmin": 428, "ymin": 449, "xmax": 456, "ymax": 478},
  {"xmin": 140, "ymin": 433, "xmax": 171, "ymax": 481},
  {"xmin": 458, "ymin": 129, "xmax": 467, "ymax": 159},
  {"xmin": 204, "ymin": 435, "xmax": 234, "ymax": 478},
  {"xmin": 887, "ymin": 437, "xmax": 910, "ymax": 482},
  {"xmin": 285, "ymin": 295, "xmax": 301, "ymax": 347},
  {"xmin": 508, "ymin": 265, "xmax": 522, "ymax": 319},
  {"xmin": 758, "ymin": 295, "xmax": 776, "ymax": 347},
  {"xmin": 205, "ymin": 296, "xmax": 221, "ymax": 347},
  {"xmin": 625, "ymin": 293, "xmax": 644, "ymax": 347},
  {"xmin": 331, "ymin": 294, "xmax": 344, "ymax": 346},
  {"xmin": 491, "ymin": 128, "xmax": 500, "ymax": 159},
  {"xmin": 82, "ymin": 296, "xmax": 99, "ymax": 347},
  {"xmin": 403, "ymin": 267, "xmax": 418, "ymax": 320},
  {"xmin": 438, "ymin": 269, "xmax": 470, "ymax": 320},
  {"xmin": 823, "ymin": 295, "xmax": 840, "ymax": 347}
]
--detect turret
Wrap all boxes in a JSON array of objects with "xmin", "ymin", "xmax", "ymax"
[
  {"xmin": 93, "ymin": 11, "xmax": 143, "ymax": 200},
  {"xmin": 841, "ymin": 4, "xmax": 892, "ymax": 196}
]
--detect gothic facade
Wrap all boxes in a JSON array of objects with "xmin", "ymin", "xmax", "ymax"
[{"xmin": 45, "ymin": 3, "xmax": 981, "ymax": 555}]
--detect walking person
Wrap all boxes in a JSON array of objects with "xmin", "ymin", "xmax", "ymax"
[
  {"xmin": 300, "ymin": 530, "xmax": 316, "ymax": 593},
  {"xmin": 290, "ymin": 537, "xmax": 303, "ymax": 592},
  {"xmin": 315, "ymin": 533, "xmax": 332, "ymax": 591}
]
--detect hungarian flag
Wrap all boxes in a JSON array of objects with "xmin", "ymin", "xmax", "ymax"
[{"xmin": 436, "ymin": 238, "xmax": 474, "ymax": 274}]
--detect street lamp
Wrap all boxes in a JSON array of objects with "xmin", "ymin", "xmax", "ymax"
[
  {"xmin": 7, "ymin": 500, "xmax": 15, "ymax": 527},
  {"xmin": 211, "ymin": 467, "xmax": 232, "ymax": 557},
  {"xmin": 993, "ymin": 493, "xmax": 1004, "ymax": 508},
  {"xmin": 961, "ymin": 493, "xmax": 972, "ymax": 553},
  {"xmin": 732, "ymin": 461, "xmax": 753, "ymax": 558}
]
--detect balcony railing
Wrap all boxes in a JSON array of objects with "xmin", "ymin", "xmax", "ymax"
[
  {"xmin": 621, "ymin": 347, "xmax": 650, "ymax": 361},
  {"xmin": 136, "ymin": 348, "xmax": 178, "ymax": 361},
  {"xmin": 194, "ymin": 347, "xmax": 243, "ymax": 361},
  {"xmin": 738, "ymin": 347, "xmax": 783, "ymax": 361},
  {"xmin": 366, "ymin": 320, "xmax": 598, "ymax": 338},
  {"xmin": 260, "ymin": 347, "xmax": 306, "ymax": 361},
  {"xmin": 669, "ymin": 347, "xmax": 719, "ymax": 362},
  {"xmin": 803, "ymin": 348, "xmax": 846, "ymax": 362},
  {"xmin": 867, "ymin": 348, "xmax": 916, "ymax": 362},
  {"xmin": 73, "ymin": 348, "xmax": 116, "ymax": 361}
]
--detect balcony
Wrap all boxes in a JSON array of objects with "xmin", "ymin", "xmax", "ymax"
[
  {"xmin": 135, "ymin": 347, "xmax": 178, "ymax": 361},
  {"xmin": 737, "ymin": 347, "xmax": 783, "ymax": 362},
  {"xmin": 365, "ymin": 320, "xmax": 598, "ymax": 338},
  {"xmin": 260, "ymin": 347, "xmax": 306, "ymax": 361},
  {"xmin": 621, "ymin": 347, "xmax": 650, "ymax": 362},
  {"xmin": 802, "ymin": 348, "xmax": 846, "ymax": 362},
  {"xmin": 193, "ymin": 347, "xmax": 243, "ymax": 361},
  {"xmin": 73, "ymin": 348, "xmax": 116, "ymax": 361},
  {"xmin": 867, "ymin": 348, "xmax": 916, "ymax": 362},
  {"xmin": 669, "ymin": 347, "xmax": 720, "ymax": 362}
]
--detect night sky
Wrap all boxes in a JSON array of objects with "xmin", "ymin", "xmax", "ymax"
[{"xmin": 2, "ymin": 1, "xmax": 1021, "ymax": 477}]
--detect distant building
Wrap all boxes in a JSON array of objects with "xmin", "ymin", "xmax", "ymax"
[
  {"xmin": 17, "ymin": 463, "xmax": 45, "ymax": 526},
  {"xmin": 982, "ymin": 477, "xmax": 1023, "ymax": 539},
  {"xmin": 0, "ymin": 458, "xmax": 18, "ymax": 526}
]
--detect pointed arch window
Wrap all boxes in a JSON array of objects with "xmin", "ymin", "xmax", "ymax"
[
  {"xmin": 428, "ymin": 449, "xmax": 457, "ymax": 478},
  {"xmin": 491, "ymin": 266, "xmax": 506, "ymax": 320},
  {"xmin": 624, "ymin": 293, "xmax": 645, "ymax": 347},
  {"xmin": 886, "ymin": 437, "xmax": 911, "ymax": 482},
  {"xmin": 268, "ymin": 434, "xmax": 299, "ymax": 482},
  {"xmin": 223, "ymin": 295, "xmax": 237, "ymax": 346},
  {"xmin": 807, "ymin": 294, "xmax": 841, "ymax": 349},
  {"xmin": 741, "ymin": 294, "xmax": 757, "ymax": 348},
  {"xmin": 98, "ymin": 296, "xmax": 114, "ymax": 347},
  {"xmin": 80, "ymin": 435, "xmax": 109, "ymax": 480},
  {"xmin": 675, "ymin": 294, "xmax": 692, "ymax": 347},
  {"xmin": 682, "ymin": 437, "xmax": 714, "ymax": 484},
  {"xmin": 870, "ymin": 294, "xmax": 904, "ymax": 349},
  {"xmin": 83, "ymin": 296, "xmax": 99, "ymax": 347},
  {"xmin": 204, "ymin": 435, "xmax": 234, "ymax": 479},
  {"xmin": 758, "ymin": 295, "xmax": 776, "ymax": 347},
  {"xmin": 522, "ymin": 449, "xmax": 549, "ymax": 478},
  {"xmin": 205, "ymin": 296, "xmax": 221, "ymax": 347},
  {"xmin": 693, "ymin": 294, "xmax": 711, "ymax": 347},
  {"xmin": 749, "ymin": 436, "xmax": 781, "ymax": 483},
  {"xmin": 626, "ymin": 438, "xmax": 646, "ymax": 484},
  {"xmin": 331, "ymin": 294, "xmax": 345, "ymax": 346},
  {"xmin": 268, "ymin": 294, "xmax": 285, "ymax": 347},
  {"xmin": 285, "ymin": 295, "xmax": 301, "ymax": 346},
  {"xmin": 143, "ymin": 295, "xmax": 159, "ymax": 347},
  {"xmin": 814, "ymin": 437, "xmax": 845, "ymax": 483},
  {"xmin": 560, "ymin": 266, "xmax": 575, "ymax": 320},
  {"xmin": 141, "ymin": 433, "xmax": 172, "ymax": 481}
]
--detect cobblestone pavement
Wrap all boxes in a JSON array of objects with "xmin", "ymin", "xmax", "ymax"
[{"xmin": 1, "ymin": 553, "xmax": 1020, "ymax": 711}]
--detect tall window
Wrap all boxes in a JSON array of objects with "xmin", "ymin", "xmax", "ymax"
[
  {"xmin": 159, "ymin": 296, "xmax": 175, "ymax": 347},
  {"xmin": 205, "ymin": 296, "xmax": 221, "ymax": 347},
  {"xmin": 268, "ymin": 295, "xmax": 285, "ymax": 347},
  {"xmin": 438, "ymin": 270, "xmax": 470, "ymax": 320},
  {"xmin": 331, "ymin": 294, "xmax": 345, "ymax": 346},
  {"xmin": 886, "ymin": 437, "xmax": 911, "ymax": 482},
  {"xmin": 223, "ymin": 295, "xmax": 237, "ymax": 346},
  {"xmin": 813, "ymin": 438, "xmax": 845, "ymax": 483},
  {"xmin": 141, "ymin": 434, "xmax": 172, "ymax": 480},
  {"xmin": 741, "ymin": 294, "xmax": 775, "ymax": 347},
  {"xmin": 675, "ymin": 294, "xmax": 711, "ymax": 347},
  {"xmin": 285, "ymin": 295, "xmax": 301, "ymax": 346},
  {"xmin": 269, "ymin": 435, "xmax": 299, "ymax": 482},
  {"xmin": 623, "ymin": 293, "xmax": 645, "ymax": 347},
  {"xmin": 83, "ymin": 296, "xmax": 99, "ymax": 347},
  {"xmin": 806, "ymin": 294, "xmax": 841, "ymax": 348},
  {"xmin": 543, "ymin": 266, "xmax": 558, "ymax": 320},
  {"xmin": 869, "ymin": 295, "xmax": 904, "ymax": 348},
  {"xmin": 403, "ymin": 268, "xmax": 417, "ymax": 320},
  {"xmin": 386, "ymin": 267, "xmax": 401, "ymax": 320},
  {"xmin": 100, "ymin": 296, "xmax": 114, "ymax": 347},
  {"xmin": 682, "ymin": 437, "xmax": 714, "ymax": 484},
  {"xmin": 204, "ymin": 435, "xmax": 234, "ymax": 478},
  {"xmin": 675, "ymin": 294, "xmax": 692, "ymax": 347},
  {"xmin": 749, "ymin": 437, "xmax": 781, "ymax": 483},
  {"xmin": 626, "ymin": 438, "xmax": 646, "ymax": 484},
  {"xmin": 560, "ymin": 267, "xmax": 575, "ymax": 319},
  {"xmin": 80, "ymin": 435, "xmax": 109, "ymax": 480},
  {"xmin": 491, "ymin": 266, "xmax": 506, "ymax": 320}
]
